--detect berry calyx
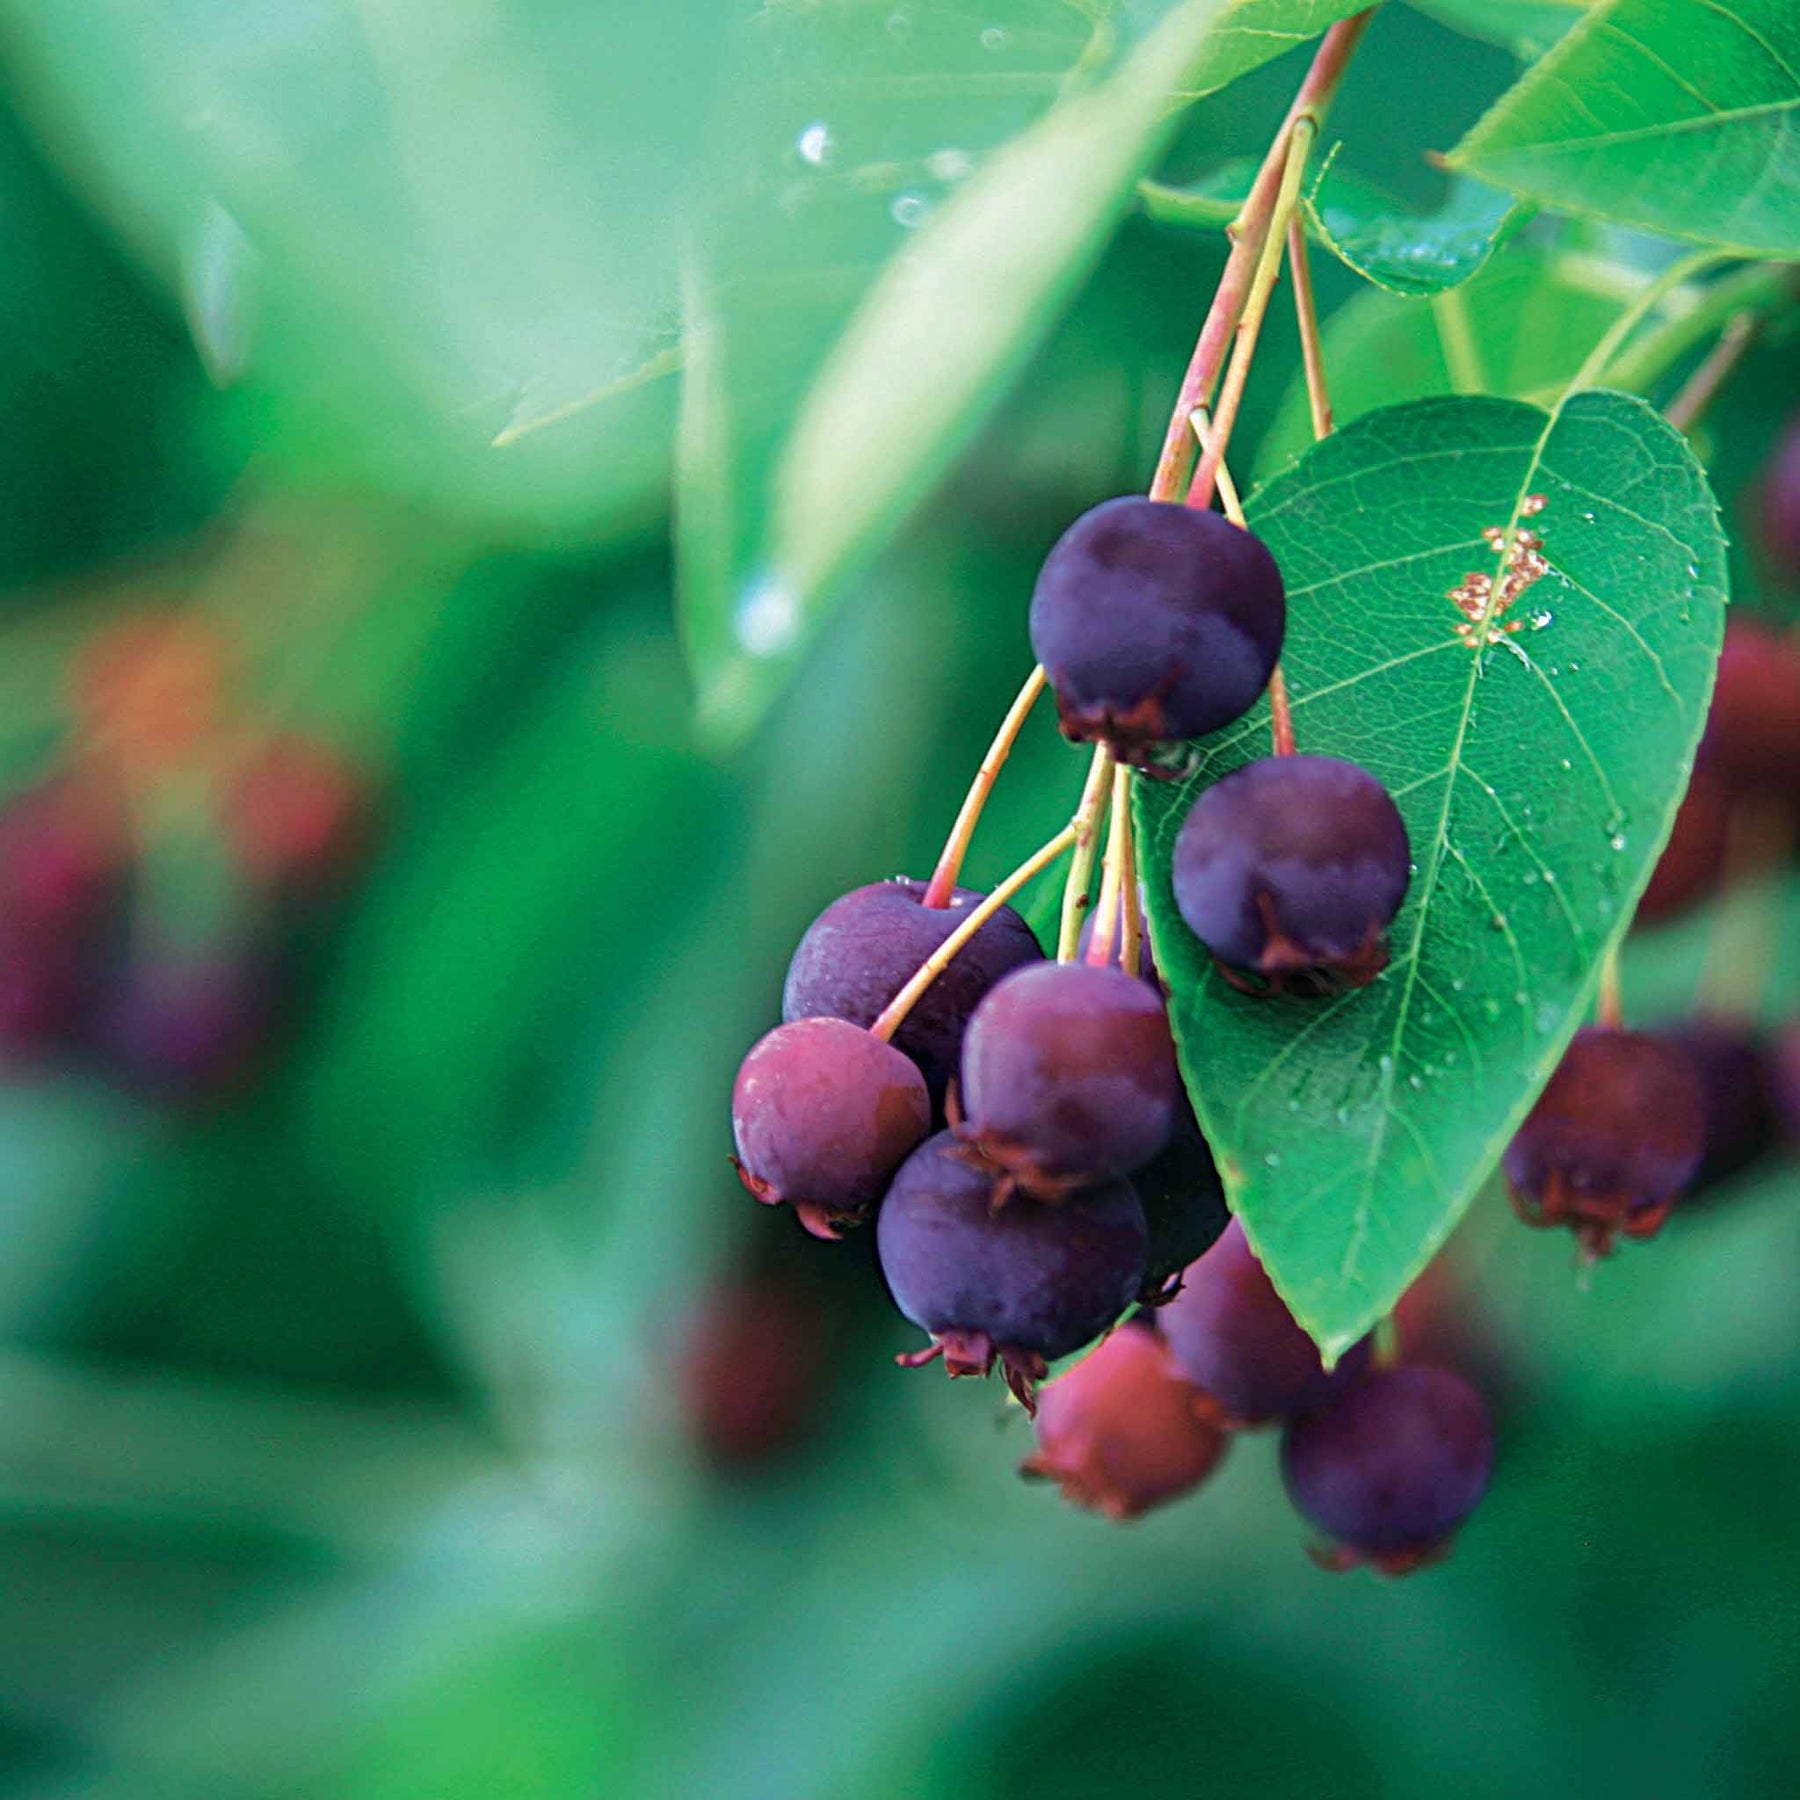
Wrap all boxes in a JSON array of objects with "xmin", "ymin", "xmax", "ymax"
[
  {"xmin": 1020, "ymin": 1321, "xmax": 1228, "ymax": 1519},
  {"xmin": 782, "ymin": 878, "xmax": 1042, "ymax": 1108},
  {"xmin": 732, "ymin": 1016, "xmax": 930, "ymax": 1240},
  {"xmin": 1280, "ymin": 1364, "xmax": 1492, "ymax": 1574},
  {"xmin": 1503, "ymin": 1025, "xmax": 1705, "ymax": 1258},
  {"xmin": 1158, "ymin": 1218, "xmax": 1370, "ymax": 1425},
  {"xmin": 957, "ymin": 961, "xmax": 1180, "ymax": 1195},
  {"xmin": 1172, "ymin": 754, "xmax": 1410, "ymax": 996},
  {"xmin": 1029, "ymin": 497, "xmax": 1285, "ymax": 767},
  {"xmin": 876, "ymin": 1131, "xmax": 1147, "ymax": 1411}
]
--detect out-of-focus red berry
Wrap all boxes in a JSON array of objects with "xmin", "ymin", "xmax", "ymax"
[
  {"xmin": 1634, "ymin": 767, "xmax": 1731, "ymax": 928},
  {"xmin": 1700, "ymin": 619, "xmax": 1800, "ymax": 797},
  {"xmin": 72, "ymin": 614, "xmax": 231, "ymax": 769},
  {"xmin": 677, "ymin": 1276, "xmax": 830, "ymax": 1468},
  {"xmin": 225, "ymin": 733, "xmax": 372, "ymax": 891}
]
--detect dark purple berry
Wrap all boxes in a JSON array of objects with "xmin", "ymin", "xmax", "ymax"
[
  {"xmin": 732, "ymin": 1016, "xmax": 930, "ymax": 1240},
  {"xmin": 1773, "ymin": 1020, "xmax": 1800, "ymax": 1143},
  {"xmin": 1029, "ymin": 497, "xmax": 1285, "ymax": 766},
  {"xmin": 1699, "ymin": 617, "xmax": 1800, "ymax": 797},
  {"xmin": 782, "ymin": 878, "xmax": 1042, "ymax": 1109},
  {"xmin": 1020, "ymin": 1320, "xmax": 1227, "ymax": 1519},
  {"xmin": 877, "ymin": 1131, "xmax": 1147, "ymax": 1410},
  {"xmin": 1503, "ymin": 1025, "xmax": 1705, "ymax": 1258},
  {"xmin": 97, "ymin": 950, "xmax": 274, "ymax": 1104},
  {"xmin": 1172, "ymin": 755, "xmax": 1410, "ymax": 997},
  {"xmin": 1158, "ymin": 1219, "xmax": 1370, "ymax": 1425},
  {"xmin": 1280, "ymin": 1364, "xmax": 1492, "ymax": 1573},
  {"xmin": 1655, "ymin": 1019, "xmax": 1779, "ymax": 1195},
  {"xmin": 1758, "ymin": 419, "xmax": 1800, "ymax": 580},
  {"xmin": 958, "ymin": 961, "xmax": 1179, "ymax": 1193},
  {"xmin": 1132, "ymin": 1093, "xmax": 1228, "ymax": 1304}
]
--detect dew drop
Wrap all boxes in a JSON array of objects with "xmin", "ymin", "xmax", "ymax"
[
  {"xmin": 1378, "ymin": 1054, "xmax": 1396, "ymax": 1076},
  {"xmin": 734, "ymin": 575, "xmax": 800, "ymax": 658},
  {"xmin": 1450, "ymin": 977, "xmax": 1467, "ymax": 992},
  {"xmin": 1490, "ymin": 912, "xmax": 1509, "ymax": 930},
  {"xmin": 795, "ymin": 121, "xmax": 834, "ymax": 167},
  {"xmin": 1609, "ymin": 832, "xmax": 1627, "ymax": 851},
  {"xmin": 1482, "ymin": 998, "xmax": 1502, "ymax": 1021},
  {"xmin": 980, "ymin": 24, "xmax": 1008, "ymax": 49},
  {"xmin": 1559, "ymin": 757, "xmax": 1572, "ymax": 771},
  {"xmin": 1534, "ymin": 1003, "xmax": 1559, "ymax": 1034},
  {"xmin": 1264, "ymin": 1151, "xmax": 1282, "ymax": 1168},
  {"xmin": 926, "ymin": 147, "xmax": 975, "ymax": 182},
  {"xmin": 886, "ymin": 10, "xmax": 912, "ymax": 38},
  {"xmin": 1408, "ymin": 1073, "xmax": 1424, "ymax": 1091},
  {"xmin": 1335, "ymin": 1106, "xmax": 1351, "ymax": 1125},
  {"xmin": 890, "ymin": 192, "xmax": 929, "ymax": 228}
]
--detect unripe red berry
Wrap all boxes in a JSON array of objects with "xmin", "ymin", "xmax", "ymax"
[
  {"xmin": 1158, "ymin": 1219, "xmax": 1370, "ymax": 1425},
  {"xmin": 1634, "ymin": 767, "xmax": 1730, "ymax": 928},
  {"xmin": 877, "ymin": 1131, "xmax": 1147, "ymax": 1410},
  {"xmin": 1503, "ymin": 1026, "xmax": 1705, "ymax": 1257},
  {"xmin": 1281, "ymin": 1364, "xmax": 1492, "ymax": 1573},
  {"xmin": 226, "ymin": 734, "xmax": 372, "ymax": 892},
  {"xmin": 1172, "ymin": 755, "xmax": 1410, "ymax": 996},
  {"xmin": 782, "ymin": 878, "xmax": 1042, "ymax": 1108},
  {"xmin": 958, "ymin": 961, "xmax": 1180, "ymax": 1193},
  {"xmin": 732, "ymin": 1016, "xmax": 930, "ymax": 1240},
  {"xmin": 677, "ymin": 1276, "xmax": 830, "ymax": 1469},
  {"xmin": 1020, "ymin": 1322, "xmax": 1228, "ymax": 1519},
  {"xmin": 1029, "ymin": 498, "xmax": 1285, "ymax": 766}
]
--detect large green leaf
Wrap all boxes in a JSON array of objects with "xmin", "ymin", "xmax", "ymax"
[
  {"xmin": 1137, "ymin": 390, "xmax": 1727, "ymax": 1357},
  {"xmin": 679, "ymin": 0, "xmax": 1369, "ymax": 741},
  {"xmin": 1449, "ymin": 0, "xmax": 1800, "ymax": 255}
]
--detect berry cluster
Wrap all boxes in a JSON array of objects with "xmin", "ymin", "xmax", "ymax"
[
  {"xmin": 0, "ymin": 613, "xmax": 372, "ymax": 1102},
  {"xmin": 1022, "ymin": 1224, "xmax": 1494, "ymax": 1572}
]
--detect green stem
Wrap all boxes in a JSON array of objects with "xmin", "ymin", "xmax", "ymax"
[
  {"xmin": 1565, "ymin": 247, "xmax": 1733, "ymax": 396},
  {"xmin": 1605, "ymin": 260, "xmax": 1792, "ymax": 398}
]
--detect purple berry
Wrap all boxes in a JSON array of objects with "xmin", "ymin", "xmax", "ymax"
[
  {"xmin": 782, "ymin": 878, "xmax": 1042, "ymax": 1108},
  {"xmin": 1503, "ymin": 1025, "xmax": 1705, "ymax": 1257},
  {"xmin": 1655, "ymin": 1019, "xmax": 1779, "ymax": 1195},
  {"xmin": 1280, "ymin": 1364, "xmax": 1493, "ymax": 1573},
  {"xmin": 1172, "ymin": 755, "xmax": 1410, "ymax": 996},
  {"xmin": 1773, "ymin": 1020, "xmax": 1800, "ymax": 1143},
  {"xmin": 1759, "ymin": 419, "xmax": 1800, "ymax": 580},
  {"xmin": 1029, "ymin": 497, "xmax": 1285, "ymax": 766},
  {"xmin": 1133, "ymin": 1094, "xmax": 1229, "ymax": 1305},
  {"xmin": 1159, "ymin": 1220, "xmax": 1370, "ymax": 1425},
  {"xmin": 877, "ymin": 1131, "xmax": 1147, "ymax": 1410},
  {"xmin": 1020, "ymin": 1321, "xmax": 1228, "ymax": 1519},
  {"xmin": 958, "ymin": 961, "xmax": 1180, "ymax": 1193},
  {"xmin": 1700, "ymin": 617, "xmax": 1800, "ymax": 797},
  {"xmin": 732, "ymin": 1016, "xmax": 930, "ymax": 1240}
]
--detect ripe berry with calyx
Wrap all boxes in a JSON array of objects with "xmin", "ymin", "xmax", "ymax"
[
  {"xmin": 1158, "ymin": 1219, "xmax": 1369, "ymax": 1425},
  {"xmin": 1656, "ymin": 1019, "xmax": 1780, "ymax": 1195},
  {"xmin": 1172, "ymin": 754, "xmax": 1410, "ymax": 996},
  {"xmin": 1280, "ymin": 1364, "xmax": 1493, "ymax": 1574},
  {"xmin": 957, "ymin": 960, "xmax": 1180, "ymax": 1194},
  {"xmin": 1503, "ymin": 1025, "xmax": 1705, "ymax": 1257},
  {"xmin": 1020, "ymin": 1320, "xmax": 1228, "ymax": 1519},
  {"xmin": 876, "ymin": 1130, "xmax": 1147, "ymax": 1410},
  {"xmin": 732, "ymin": 1016, "xmax": 930, "ymax": 1240},
  {"xmin": 1029, "ymin": 497, "xmax": 1285, "ymax": 766},
  {"xmin": 782, "ymin": 878, "xmax": 1042, "ymax": 1108}
]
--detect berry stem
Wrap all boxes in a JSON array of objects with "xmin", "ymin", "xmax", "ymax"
[
  {"xmin": 1057, "ymin": 744, "xmax": 1115, "ymax": 961},
  {"xmin": 1118, "ymin": 782, "xmax": 1143, "ymax": 980},
  {"xmin": 1145, "ymin": 9, "xmax": 1374, "ymax": 503},
  {"xmin": 1187, "ymin": 116, "xmax": 1317, "ymax": 512},
  {"xmin": 870, "ymin": 824, "xmax": 1080, "ymax": 1043},
  {"xmin": 1288, "ymin": 215, "xmax": 1333, "ymax": 440},
  {"xmin": 1085, "ymin": 763, "xmax": 1134, "ymax": 968},
  {"xmin": 922, "ymin": 664, "xmax": 1049, "ymax": 908},
  {"xmin": 1663, "ymin": 313, "xmax": 1759, "ymax": 437},
  {"xmin": 1596, "ymin": 945, "xmax": 1623, "ymax": 1029}
]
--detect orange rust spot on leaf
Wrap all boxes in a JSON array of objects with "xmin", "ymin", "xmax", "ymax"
[{"xmin": 1448, "ymin": 495, "xmax": 1549, "ymax": 648}]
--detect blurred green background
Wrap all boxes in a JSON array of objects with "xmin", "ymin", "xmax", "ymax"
[{"xmin": 0, "ymin": 3, "xmax": 1794, "ymax": 1796}]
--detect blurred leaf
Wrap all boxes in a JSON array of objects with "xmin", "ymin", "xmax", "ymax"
[
  {"xmin": 678, "ymin": 0, "xmax": 1370, "ymax": 742},
  {"xmin": 1449, "ymin": 0, "xmax": 1800, "ymax": 256},
  {"xmin": 0, "ymin": 0, "xmax": 730, "ymax": 532},
  {"xmin": 1137, "ymin": 391, "xmax": 1726, "ymax": 1356},
  {"xmin": 1144, "ymin": 154, "xmax": 1529, "ymax": 293},
  {"xmin": 1258, "ymin": 246, "xmax": 1629, "ymax": 473},
  {"xmin": 1406, "ymin": 0, "xmax": 1591, "ymax": 59}
]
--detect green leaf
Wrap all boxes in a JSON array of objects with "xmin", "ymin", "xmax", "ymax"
[
  {"xmin": 1448, "ymin": 0, "xmax": 1800, "ymax": 256},
  {"xmin": 1305, "ymin": 160, "xmax": 1530, "ymax": 294},
  {"xmin": 679, "ymin": 0, "xmax": 1369, "ymax": 742},
  {"xmin": 1137, "ymin": 389, "xmax": 1727, "ymax": 1357},
  {"xmin": 1406, "ymin": 0, "xmax": 1592, "ymax": 61},
  {"xmin": 1142, "ymin": 155, "xmax": 1529, "ymax": 295},
  {"xmin": 1256, "ymin": 247, "xmax": 1632, "ymax": 474}
]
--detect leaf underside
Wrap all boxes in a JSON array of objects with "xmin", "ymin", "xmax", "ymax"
[
  {"xmin": 1137, "ymin": 389, "xmax": 1727, "ymax": 1358},
  {"xmin": 1449, "ymin": 0, "xmax": 1800, "ymax": 255}
]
